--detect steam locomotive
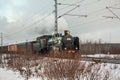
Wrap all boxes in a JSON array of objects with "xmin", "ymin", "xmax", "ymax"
[
  {"xmin": 7, "ymin": 30, "xmax": 79, "ymax": 54},
  {"xmin": 33, "ymin": 30, "xmax": 79, "ymax": 53}
]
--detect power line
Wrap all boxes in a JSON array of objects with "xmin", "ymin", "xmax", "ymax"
[
  {"xmin": 69, "ymin": 13, "xmax": 120, "ymax": 29},
  {"xmin": 54, "ymin": 0, "xmax": 83, "ymax": 33},
  {"xmin": 102, "ymin": 3, "xmax": 120, "ymax": 20},
  {"xmin": 85, "ymin": 3, "xmax": 120, "ymax": 20},
  {"xmin": 106, "ymin": 7, "xmax": 120, "ymax": 20},
  {"xmin": 81, "ymin": 0, "xmax": 101, "ymax": 7},
  {"xmin": 108, "ymin": 7, "xmax": 120, "ymax": 9},
  {"xmin": 4, "ymin": 1, "xmax": 54, "ymax": 37},
  {"xmin": 64, "ymin": 14, "xmax": 88, "ymax": 17},
  {"xmin": 83, "ymin": 2, "xmax": 120, "ymax": 16},
  {"xmin": 58, "ymin": 0, "xmax": 107, "ymax": 20},
  {"xmin": 70, "ymin": 18, "xmax": 105, "ymax": 28},
  {"xmin": 58, "ymin": 0, "xmax": 85, "ymax": 11},
  {"xmin": 4, "ymin": 0, "xmax": 120, "ymax": 38},
  {"xmin": 58, "ymin": 5, "xmax": 80, "ymax": 18},
  {"xmin": 58, "ymin": 3, "xmax": 80, "ymax": 6},
  {"xmin": 4, "ymin": 11, "xmax": 54, "ymax": 37},
  {"xmin": 68, "ymin": 2, "xmax": 120, "ymax": 29},
  {"xmin": 103, "ymin": 16, "xmax": 117, "ymax": 19}
]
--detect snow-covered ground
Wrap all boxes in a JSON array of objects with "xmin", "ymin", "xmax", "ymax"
[
  {"xmin": 0, "ymin": 68, "xmax": 24, "ymax": 80},
  {"xmin": 1, "ymin": 54, "xmax": 120, "ymax": 80},
  {"xmin": 81, "ymin": 54, "xmax": 120, "ymax": 59},
  {"xmin": 0, "ymin": 61, "xmax": 120, "ymax": 80}
]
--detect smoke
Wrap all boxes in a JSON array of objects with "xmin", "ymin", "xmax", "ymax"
[
  {"xmin": 27, "ymin": 14, "xmax": 68, "ymax": 35},
  {"xmin": 0, "ymin": 14, "xmax": 68, "ymax": 44},
  {"xmin": 1, "ymin": 0, "xmax": 120, "ymax": 44}
]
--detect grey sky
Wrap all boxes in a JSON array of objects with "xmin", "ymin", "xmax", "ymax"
[{"xmin": 0, "ymin": 0, "xmax": 120, "ymax": 45}]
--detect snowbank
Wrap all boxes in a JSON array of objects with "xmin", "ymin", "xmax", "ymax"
[
  {"xmin": 0, "ymin": 68, "xmax": 24, "ymax": 80},
  {"xmin": 81, "ymin": 54, "xmax": 120, "ymax": 59}
]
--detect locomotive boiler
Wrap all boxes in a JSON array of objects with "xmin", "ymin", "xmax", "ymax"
[{"xmin": 62, "ymin": 30, "xmax": 79, "ymax": 53}]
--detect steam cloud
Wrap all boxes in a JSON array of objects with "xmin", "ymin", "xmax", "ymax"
[
  {"xmin": 0, "ymin": 14, "xmax": 68, "ymax": 44},
  {"xmin": 28, "ymin": 14, "xmax": 68, "ymax": 35}
]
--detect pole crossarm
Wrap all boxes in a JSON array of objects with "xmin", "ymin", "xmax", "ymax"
[
  {"xmin": 108, "ymin": 7, "xmax": 120, "ymax": 9},
  {"xmin": 106, "ymin": 6, "xmax": 120, "ymax": 20},
  {"xmin": 58, "ymin": 5, "xmax": 80, "ymax": 18},
  {"xmin": 57, "ymin": 3, "xmax": 80, "ymax": 6},
  {"xmin": 64, "ymin": 14, "xmax": 88, "ymax": 17},
  {"xmin": 103, "ymin": 16, "xmax": 117, "ymax": 19}
]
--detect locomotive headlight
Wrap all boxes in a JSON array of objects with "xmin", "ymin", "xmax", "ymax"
[
  {"xmin": 75, "ymin": 47, "xmax": 78, "ymax": 50},
  {"xmin": 64, "ymin": 48, "xmax": 67, "ymax": 50},
  {"xmin": 54, "ymin": 40, "xmax": 61, "ymax": 44},
  {"xmin": 57, "ymin": 40, "xmax": 61, "ymax": 44}
]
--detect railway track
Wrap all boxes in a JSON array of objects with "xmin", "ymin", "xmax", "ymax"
[
  {"xmin": 80, "ymin": 56, "xmax": 120, "ymax": 64},
  {"xmin": 1, "ymin": 53, "xmax": 120, "ymax": 64}
]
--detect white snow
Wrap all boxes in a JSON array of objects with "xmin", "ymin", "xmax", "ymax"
[
  {"xmin": 81, "ymin": 54, "xmax": 120, "ymax": 59},
  {"xmin": 0, "ymin": 68, "xmax": 24, "ymax": 80},
  {"xmin": 1, "ymin": 55, "xmax": 120, "ymax": 80},
  {"xmin": 0, "ymin": 67, "xmax": 46, "ymax": 80}
]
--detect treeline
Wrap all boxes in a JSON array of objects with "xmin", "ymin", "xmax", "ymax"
[{"xmin": 80, "ymin": 40, "xmax": 120, "ymax": 54}]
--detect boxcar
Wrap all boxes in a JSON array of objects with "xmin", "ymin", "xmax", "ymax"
[
  {"xmin": 8, "ymin": 41, "xmax": 35, "ymax": 54},
  {"xmin": 0, "ymin": 46, "xmax": 8, "ymax": 53},
  {"xmin": 17, "ymin": 41, "xmax": 34, "ymax": 54},
  {"xmin": 8, "ymin": 44, "xmax": 17, "ymax": 53}
]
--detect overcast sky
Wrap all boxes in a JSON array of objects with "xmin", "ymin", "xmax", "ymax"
[{"xmin": 0, "ymin": 0, "xmax": 120, "ymax": 45}]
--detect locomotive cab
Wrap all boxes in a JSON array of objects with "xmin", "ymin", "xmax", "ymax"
[{"xmin": 33, "ymin": 35, "xmax": 52, "ymax": 53}]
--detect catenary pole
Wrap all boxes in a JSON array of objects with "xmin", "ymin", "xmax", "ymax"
[
  {"xmin": 0, "ymin": 32, "xmax": 3, "ymax": 52},
  {"xmin": 54, "ymin": 0, "xmax": 58, "ymax": 34}
]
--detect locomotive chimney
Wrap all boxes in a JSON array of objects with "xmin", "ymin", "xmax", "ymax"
[{"xmin": 64, "ymin": 30, "xmax": 70, "ymax": 35}]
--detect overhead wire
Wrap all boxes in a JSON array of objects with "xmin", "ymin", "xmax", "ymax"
[
  {"xmin": 4, "ymin": 11, "xmax": 54, "ymax": 37},
  {"xmin": 4, "ymin": 0, "xmax": 120, "ymax": 37},
  {"xmin": 58, "ymin": 5, "xmax": 80, "ymax": 18},
  {"xmin": 70, "ymin": 18, "xmax": 118, "ymax": 30},
  {"xmin": 109, "ymin": 7, "xmax": 120, "ymax": 9},
  {"xmin": 69, "ymin": 18, "xmax": 106, "ymax": 28},
  {"xmin": 58, "ymin": 0, "xmax": 85, "ymax": 11},
  {"xmin": 4, "ymin": 1, "xmax": 54, "ymax": 37},
  {"xmin": 106, "ymin": 7, "xmax": 120, "ymax": 20},
  {"xmin": 81, "ymin": 1, "xmax": 120, "ymax": 16},
  {"xmin": 58, "ymin": 0, "xmax": 105, "ymax": 18},
  {"xmin": 68, "ymin": 2, "xmax": 120, "ymax": 29},
  {"xmin": 15, "ymin": 1, "xmax": 53, "ymax": 26}
]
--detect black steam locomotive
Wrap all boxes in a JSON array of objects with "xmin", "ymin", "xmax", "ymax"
[{"xmin": 33, "ymin": 30, "xmax": 79, "ymax": 53}]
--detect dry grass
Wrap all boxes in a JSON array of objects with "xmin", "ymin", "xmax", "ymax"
[
  {"xmin": 47, "ymin": 51, "xmax": 81, "ymax": 60},
  {"xmin": 43, "ymin": 59, "xmax": 81, "ymax": 80},
  {"xmin": 0, "ymin": 52, "xmax": 113, "ymax": 80}
]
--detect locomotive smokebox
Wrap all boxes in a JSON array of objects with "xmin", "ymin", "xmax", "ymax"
[{"xmin": 64, "ymin": 30, "xmax": 70, "ymax": 35}]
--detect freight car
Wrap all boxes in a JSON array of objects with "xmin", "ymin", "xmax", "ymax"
[
  {"xmin": 17, "ymin": 42, "xmax": 34, "ymax": 54},
  {"xmin": 0, "ymin": 46, "xmax": 8, "ymax": 53},
  {"xmin": 8, "ymin": 41, "xmax": 36, "ymax": 54},
  {"xmin": 8, "ymin": 44, "xmax": 17, "ymax": 53}
]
